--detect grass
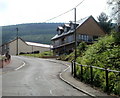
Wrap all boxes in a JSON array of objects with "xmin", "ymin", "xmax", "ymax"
[
  {"xmin": 0, "ymin": 56, "xmax": 2, "ymax": 60},
  {"xmin": 20, "ymin": 51, "xmax": 54, "ymax": 58},
  {"xmin": 0, "ymin": 56, "xmax": 7, "ymax": 60}
]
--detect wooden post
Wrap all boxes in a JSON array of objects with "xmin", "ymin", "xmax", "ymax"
[
  {"xmin": 80, "ymin": 65, "xmax": 83, "ymax": 81},
  {"xmin": 74, "ymin": 8, "xmax": 77, "ymax": 78},
  {"xmin": 16, "ymin": 28, "xmax": 19, "ymax": 55},
  {"xmin": 90, "ymin": 66, "xmax": 93, "ymax": 85},
  {"xmin": 71, "ymin": 61, "xmax": 74, "ymax": 75},
  {"xmin": 74, "ymin": 61, "xmax": 76, "ymax": 78},
  {"xmin": 105, "ymin": 69, "xmax": 109, "ymax": 92},
  {"xmin": 2, "ymin": 59, "xmax": 3, "ymax": 68}
]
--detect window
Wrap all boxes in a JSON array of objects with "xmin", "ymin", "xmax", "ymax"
[
  {"xmin": 61, "ymin": 37, "xmax": 65, "ymax": 44},
  {"xmin": 64, "ymin": 27, "xmax": 70, "ymax": 32},
  {"xmin": 79, "ymin": 34, "xmax": 88, "ymax": 42},
  {"xmin": 67, "ymin": 35, "xmax": 73, "ymax": 42},
  {"xmin": 4, "ymin": 45, "xmax": 7, "ymax": 50},
  {"xmin": 93, "ymin": 36, "xmax": 98, "ymax": 41},
  {"xmin": 54, "ymin": 40, "xmax": 60, "ymax": 46}
]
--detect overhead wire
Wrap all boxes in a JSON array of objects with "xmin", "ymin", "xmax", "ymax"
[
  {"xmin": 44, "ymin": 0, "xmax": 85, "ymax": 22},
  {"xmin": 75, "ymin": 0, "xmax": 85, "ymax": 8},
  {"xmin": 44, "ymin": 8, "xmax": 74, "ymax": 22}
]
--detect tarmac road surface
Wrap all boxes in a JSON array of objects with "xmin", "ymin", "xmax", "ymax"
[{"xmin": 2, "ymin": 56, "xmax": 92, "ymax": 97}]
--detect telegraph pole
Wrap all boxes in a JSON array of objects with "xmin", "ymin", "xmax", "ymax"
[
  {"xmin": 16, "ymin": 28, "xmax": 18, "ymax": 55},
  {"xmin": 117, "ymin": 1, "xmax": 120, "ymax": 32},
  {"xmin": 74, "ymin": 8, "xmax": 77, "ymax": 77}
]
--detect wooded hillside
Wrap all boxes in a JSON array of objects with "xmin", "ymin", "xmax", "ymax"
[{"xmin": 2, "ymin": 23, "xmax": 63, "ymax": 45}]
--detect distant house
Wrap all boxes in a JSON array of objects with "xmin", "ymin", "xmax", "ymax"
[
  {"xmin": 0, "ymin": 37, "xmax": 52, "ymax": 55},
  {"xmin": 51, "ymin": 15, "xmax": 106, "ymax": 55}
]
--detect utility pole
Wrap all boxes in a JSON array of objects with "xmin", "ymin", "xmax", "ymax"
[
  {"xmin": 74, "ymin": 8, "xmax": 77, "ymax": 78},
  {"xmin": 16, "ymin": 28, "xmax": 18, "ymax": 55},
  {"xmin": 117, "ymin": 1, "xmax": 120, "ymax": 32}
]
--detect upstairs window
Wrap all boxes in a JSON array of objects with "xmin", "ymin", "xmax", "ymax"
[
  {"xmin": 79, "ymin": 34, "xmax": 88, "ymax": 42},
  {"xmin": 67, "ymin": 35, "xmax": 73, "ymax": 43},
  {"xmin": 61, "ymin": 37, "xmax": 65, "ymax": 44}
]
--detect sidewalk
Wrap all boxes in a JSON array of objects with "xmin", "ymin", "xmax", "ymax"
[
  {"xmin": 2, "ymin": 56, "xmax": 24, "ymax": 73},
  {"xmin": 60, "ymin": 67, "xmax": 119, "ymax": 98}
]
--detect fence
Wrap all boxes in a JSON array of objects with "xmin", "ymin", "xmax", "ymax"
[{"xmin": 71, "ymin": 61, "xmax": 120, "ymax": 94}]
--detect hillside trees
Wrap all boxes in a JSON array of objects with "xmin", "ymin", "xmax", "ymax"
[
  {"xmin": 2, "ymin": 23, "xmax": 63, "ymax": 45},
  {"xmin": 97, "ymin": 12, "xmax": 112, "ymax": 33},
  {"xmin": 107, "ymin": 0, "xmax": 120, "ymax": 32}
]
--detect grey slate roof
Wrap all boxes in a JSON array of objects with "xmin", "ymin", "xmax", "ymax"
[{"xmin": 51, "ymin": 15, "xmax": 92, "ymax": 40}]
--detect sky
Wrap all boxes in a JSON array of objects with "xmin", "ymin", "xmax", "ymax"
[{"xmin": 0, "ymin": 0, "xmax": 108, "ymax": 26}]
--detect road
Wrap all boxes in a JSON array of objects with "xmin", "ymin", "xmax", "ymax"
[{"xmin": 2, "ymin": 56, "xmax": 91, "ymax": 96}]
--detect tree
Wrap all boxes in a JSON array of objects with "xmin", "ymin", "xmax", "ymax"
[
  {"xmin": 107, "ymin": 0, "xmax": 120, "ymax": 32},
  {"xmin": 97, "ymin": 12, "xmax": 112, "ymax": 33},
  {"xmin": 77, "ymin": 42, "xmax": 87, "ymax": 56}
]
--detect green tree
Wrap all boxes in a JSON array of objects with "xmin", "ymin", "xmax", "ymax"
[
  {"xmin": 107, "ymin": 0, "xmax": 120, "ymax": 32},
  {"xmin": 97, "ymin": 12, "xmax": 112, "ymax": 33}
]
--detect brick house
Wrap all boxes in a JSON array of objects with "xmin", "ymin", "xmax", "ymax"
[{"xmin": 51, "ymin": 16, "xmax": 106, "ymax": 55}]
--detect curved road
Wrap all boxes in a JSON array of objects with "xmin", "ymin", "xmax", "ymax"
[{"xmin": 2, "ymin": 56, "xmax": 91, "ymax": 96}]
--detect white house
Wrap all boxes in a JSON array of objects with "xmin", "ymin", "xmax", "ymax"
[{"xmin": 0, "ymin": 37, "xmax": 53, "ymax": 55}]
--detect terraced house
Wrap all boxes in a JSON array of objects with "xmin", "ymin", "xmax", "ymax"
[{"xmin": 51, "ymin": 15, "xmax": 106, "ymax": 55}]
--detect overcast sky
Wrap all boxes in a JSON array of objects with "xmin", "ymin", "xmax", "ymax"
[{"xmin": 0, "ymin": 0, "xmax": 107, "ymax": 26}]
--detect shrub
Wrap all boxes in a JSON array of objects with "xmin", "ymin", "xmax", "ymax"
[{"xmin": 76, "ymin": 33, "xmax": 120, "ymax": 95}]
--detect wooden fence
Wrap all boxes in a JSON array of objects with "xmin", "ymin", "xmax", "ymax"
[{"xmin": 71, "ymin": 61, "xmax": 120, "ymax": 93}]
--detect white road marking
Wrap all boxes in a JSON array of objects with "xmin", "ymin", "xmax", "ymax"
[
  {"xmin": 14, "ymin": 62, "xmax": 26, "ymax": 71},
  {"xmin": 50, "ymin": 90, "xmax": 53, "ymax": 95},
  {"xmin": 65, "ymin": 64, "xmax": 70, "ymax": 67},
  {"xmin": 63, "ymin": 66, "xmax": 70, "ymax": 72}
]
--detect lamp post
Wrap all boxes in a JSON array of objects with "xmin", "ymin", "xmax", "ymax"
[{"xmin": 16, "ymin": 27, "xmax": 18, "ymax": 55}]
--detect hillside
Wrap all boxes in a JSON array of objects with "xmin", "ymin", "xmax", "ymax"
[{"xmin": 2, "ymin": 23, "xmax": 63, "ymax": 45}]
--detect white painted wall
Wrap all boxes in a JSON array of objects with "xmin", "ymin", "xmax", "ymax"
[{"xmin": 8, "ymin": 38, "xmax": 50, "ymax": 55}]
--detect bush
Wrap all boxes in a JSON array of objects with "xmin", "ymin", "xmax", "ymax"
[
  {"xmin": 78, "ymin": 35, "xmax": 120, "ymax": 70},
  {"xmin": 20, "ymin": 51, "xmax": 53, "ymax": 58},
  {"xmin": 76, "ymin": 33, "xmax": 120, "ymax": 95}
]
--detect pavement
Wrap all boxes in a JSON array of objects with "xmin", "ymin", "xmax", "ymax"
[
  {"xmin": 2, "ymin": 56, "xmax": 25, "ymax": 74},
  {"xmin": 59, "ymin": 64, "xmax": 119, "ymax": 98}
]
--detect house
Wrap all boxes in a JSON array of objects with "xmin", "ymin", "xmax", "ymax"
[
  {"xmin": 51, "ymin": 15, "xmax": 106, "ymax": 55},
  {"xmin": 0, "ymin": 37, "xmax": 53, "ymax": 55}
]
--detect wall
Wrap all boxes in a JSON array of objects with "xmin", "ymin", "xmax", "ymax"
[
  {"xmin": 76, "ymin": 17, "xmax": 105, "ymax": 36},
  {"xmin": 5, "ymin": 38, "xmax": 51, "ymax": 55}
]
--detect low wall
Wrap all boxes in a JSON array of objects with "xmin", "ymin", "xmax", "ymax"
[
  {"xmin": 0, "ymin": 58, "xmax": 11, "ymax": 68},
  {"xmin": 41, "ymin": 56, "xmax": 57, "ymax": 58}
]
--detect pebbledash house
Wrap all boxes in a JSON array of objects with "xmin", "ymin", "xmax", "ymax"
[{"xmin": 51, "ymin": 15, "xmax": 106, "ymax": 55}]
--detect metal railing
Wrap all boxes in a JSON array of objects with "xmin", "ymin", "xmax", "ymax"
[{"xmin": 71, "ymin": 61, "xmax": 120, "ymax": 93}]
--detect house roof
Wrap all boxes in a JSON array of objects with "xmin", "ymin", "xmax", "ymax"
[
  {"xmin": 51, "ymin": 15, "xmax": 92, "ymax": 40},
  {"xmin": 64, "ymin": 24, "xmax": 70, "ymax": 27},
  {"xmin": 57, "ymin": 26, "xmax": 64, "ymax": 30},
  {"xmin": 76, "ymin": 16, "xmax": 91, "ymax": 27},
  {"xmin": 1, "ymin": 37, "xmax": 53, "ymax": 48},
  {"xmin": 51, "ymin": 29, "xmax": 75, "ymax": 40},
  {"xmin": 26, "ymin": 41, "xmax": 53, "ymax": 48}
]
